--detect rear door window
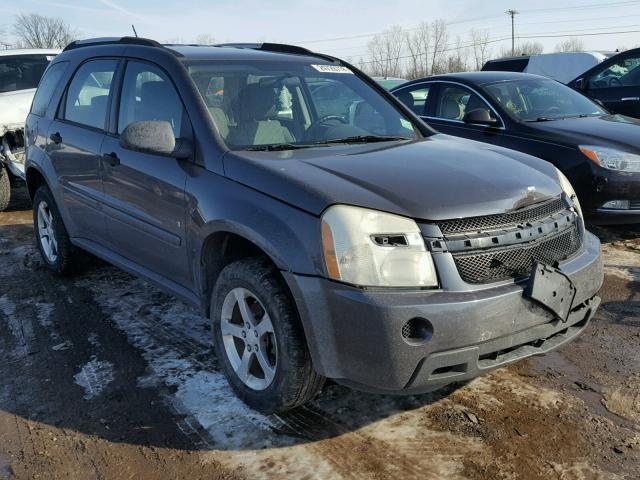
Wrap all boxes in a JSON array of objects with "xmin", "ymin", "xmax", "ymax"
[{"xmin": 62, "ymin": 59, "xmax": 118, "ymax": 130}]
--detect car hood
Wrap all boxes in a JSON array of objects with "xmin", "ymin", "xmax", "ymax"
[
  {"xmin": 223, "ymin": 134, "xmax": 562, "ymax": 220},
  {"xmin": 0, "ymin": 88, "xmax": 35, "ymax": 132},
  {"xmin": 528, "ymin": 114, "xmax": 640, "ymax": 151}
]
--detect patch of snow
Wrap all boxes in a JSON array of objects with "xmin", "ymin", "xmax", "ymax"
[
  {"xmin": 77, "ymin": 271, "xmax": 280, "ymax": 447},
  {"xmin": 73, "ymin": 357, "xmax": 114, "ymax": 400}
]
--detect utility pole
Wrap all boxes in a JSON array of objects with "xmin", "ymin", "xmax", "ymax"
[{"xmin": 506, "ymin": 9, "xmax": 519, "ymax": 56}]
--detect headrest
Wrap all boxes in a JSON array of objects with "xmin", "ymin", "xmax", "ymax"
[
  {"xmin": 395, "ymin": 90, "xmax": 415, "ymax": 109},
  {"xmin": 237, "ymin": 83, "xmax": 278, "ymax": 121},
  {"xmin": 441, "ymin": 96, "xmax": 462, "ymax": 119},
  {"xmin": 140, "ymin": 81, "xmax": 173, "ymax": 102}
]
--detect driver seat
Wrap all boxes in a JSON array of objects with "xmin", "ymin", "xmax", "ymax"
[{"xmin": 228, "ymin": 83, "xmax": 295, "ymax": 146}]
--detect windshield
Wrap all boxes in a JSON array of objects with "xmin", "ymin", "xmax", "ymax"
[
  {"xmin": 186, "ymin": 60, "xmax": 419, "ymax": 150},
  {"xmin": 483, "ymin": 78, "xmax": 606, "ymax": 122},
  {"xmin": 0, "ymin": 55, "xmax": 53, "ymax": 93}
]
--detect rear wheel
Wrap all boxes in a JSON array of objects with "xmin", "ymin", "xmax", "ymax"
[
  {"xmin": 211, "ymin": 257, "xmax": 324, "ymax": 413},
  {"xmin": 33, "ymin": 185, "xmax": 75, "ymax": 275},
  {"xmin": 0, "ymin": 164, "xmax": 9, "ymax": 212}
]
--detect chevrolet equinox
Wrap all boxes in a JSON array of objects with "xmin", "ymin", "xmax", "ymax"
[{"xmin": 24, "ymin": 37, "xmax": 603, "ymax": 413}]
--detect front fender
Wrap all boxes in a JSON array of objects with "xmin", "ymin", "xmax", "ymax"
[{"xmin": 186, "ymin": 169, "xmax": 326, "ymax": 296}]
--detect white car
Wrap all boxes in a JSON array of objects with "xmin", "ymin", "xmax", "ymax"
[
  {"xmin": 0, "ymin": 48, "xmax": 59, "ymax": 210},
  {"xmin": 482, "ymin": 51, "xmax": 614, "ymax": 84}
]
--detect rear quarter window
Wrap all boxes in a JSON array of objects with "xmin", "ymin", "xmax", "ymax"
[{"xmin": 31, "ymin": 62, "xmax": 68, "ymax": 117}]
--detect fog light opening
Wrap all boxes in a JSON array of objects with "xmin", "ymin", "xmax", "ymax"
[
  {"xmin": 601, "ymin": 200, "xmax": 630, "ymax": 210},
  {"xmin": 401, "ymin": 317, "xmax": 433, "ymax": 344}
]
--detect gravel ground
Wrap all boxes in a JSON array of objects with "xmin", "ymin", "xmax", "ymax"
[{"xmin": 0, "ymin": 185, "xmax": 638, "ymax": 480}]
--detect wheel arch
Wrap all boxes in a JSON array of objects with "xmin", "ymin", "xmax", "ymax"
[
  {"xmin": 26, "ymin": 165, "xmax": 48, "ymax": 200},
  {"xmin": 197, "ymin": 222, "xmax": 292, "ymax": 317}
]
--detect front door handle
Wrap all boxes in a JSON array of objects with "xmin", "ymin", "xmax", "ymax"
[
  {"xmin": 621, "ymin": 97, "xmax": 640, "ymax": 101},
  {"xmin": 49, "ymin": 132, "xmax": 62, "ymax": 144},
  {"xmin": 103, "ymin": 152, "xmax": 120, "ymax": 167}
]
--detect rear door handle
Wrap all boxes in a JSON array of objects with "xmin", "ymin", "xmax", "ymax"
[
  {"xmin": 621, "ymin": 97, "xmax": 640, "ymax": 101},
  {"xmin": 103, "ymin": 152, "xmax": 120, "ymax": 167},
  {"xmin": 49, "ymin": 132, "xmax": 62, "ymax": 144}
]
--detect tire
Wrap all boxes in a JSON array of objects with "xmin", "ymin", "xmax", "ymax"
[
  {"xmin": 32, "ymin": 185, "xmax": 75, "ymax": 275},
  {"xmin": 211, "ymin": 257, "xmax": 325, "ymax": 413},
  {"xmin": 0, "ymin": 164, "xmax": 9, "ymax": 212}
]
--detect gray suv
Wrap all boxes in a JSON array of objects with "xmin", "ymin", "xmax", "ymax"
[{"xmin": 25, "ymin": 37, "xmax": 603, "ymax": 413}]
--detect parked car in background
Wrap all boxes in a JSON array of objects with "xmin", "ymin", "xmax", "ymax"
[
  {"xmin": 392, "ymin": 72, "xmax": 640, "ymax": 224},
  {"xmin": 0, "ymin": 48, "xmax": 59, "ymax": 210},
  {"xmin": 568, "ymin": 47, "xmax": 640, "ymax": 118},
  {"xmin": 372, "ymin": 76, "xmax": 408, "ymax": 90},
  {"xmin": 25, "ymin": 37, "xmax": 602, "ymax": 413},
  {"xmin": 482, "ymin": 51, "xmax": 611, "ymax": 84}
]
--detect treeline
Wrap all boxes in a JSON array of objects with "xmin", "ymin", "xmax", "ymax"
[{"xmin": 351, "ymin": 20, "xmax": 590, "ymax": 80}]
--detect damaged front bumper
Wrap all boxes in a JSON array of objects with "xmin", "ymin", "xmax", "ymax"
[{"xmin": 284, "ymin": 231, "xmax": 603, "ymax": 394}]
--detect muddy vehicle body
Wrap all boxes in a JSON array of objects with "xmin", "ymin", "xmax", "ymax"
[
  {"xmin": 25, "ymin": 37, "xmax": 603, "ymax": 413},
  {"xmin": 0, "ymin": 49, "xmax": 59, "ymax": 210}
]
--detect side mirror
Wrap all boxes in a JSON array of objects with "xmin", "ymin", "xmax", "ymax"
[
  {"xmin": 462, "ymin": 108, "xmax": 499, "ymax": 127},
  {"xmin": 574, "ymin": 78, "xmax": 585, "ymax": 90},
  {"xmin": 120, "ymin": 120, "xmax": 193, "ymax": 159}
]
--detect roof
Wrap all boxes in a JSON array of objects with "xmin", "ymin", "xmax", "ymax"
[
  {"xmin": 0, "ymin": 48, "xmax": 60, "ymax": 57},
  {"xmin": 396, "ymin": 71, "xmax": 548, "ymax": 88},
  {"xmin": 167, "ymin": 45, "xmax": 333, "ymax": 64},
  {"xmin": 60, "ymin": 37, "xmax": 339, "ymax": 64}
]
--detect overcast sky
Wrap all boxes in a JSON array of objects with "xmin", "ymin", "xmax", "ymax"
[{"xmin": 5, "ymin": 0, "xmax": 640, "ymax": 59}]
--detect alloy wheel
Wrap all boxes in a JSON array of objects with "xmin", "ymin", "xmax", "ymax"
[
  {"xmin": 220, "ymin": 287, "xmax": 277, "ymax": 390},
  {"xmin": 37, "ymin": 201, "xmax": 58, "ymax": 263}
]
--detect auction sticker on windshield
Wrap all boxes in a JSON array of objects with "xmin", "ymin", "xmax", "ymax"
[{"xmin": 311, "ymin": 64, "xmax": 353, "ymax": 74}]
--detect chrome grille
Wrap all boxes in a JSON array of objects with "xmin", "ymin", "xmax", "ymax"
[
  {"xmin": 453, "ymin": 226, "xmax": 581, "ymax": 284},
  {"xmin": 630, "ymin": 200, "xmax": 640, "ymax": 210},
  {"xmin": 438, "ymin": 197, "xmax": 567, "ymax": 235}
]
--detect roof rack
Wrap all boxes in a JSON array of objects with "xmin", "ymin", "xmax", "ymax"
[
  {"xmin": 215, "ymin": 42, "xmax": 338, "ymax": 62},
  {"xmin": 63, "ymin": 36, "xmax": 162, "ymax": 52}
]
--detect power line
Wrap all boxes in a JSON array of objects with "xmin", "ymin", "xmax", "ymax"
[
  {"xmin": 295, "ymin": 0, "xmax": 640, "ymax": 46},
  {"xmin": 520, "ymin": 0, "xmax": 640, "ymax": 13},
  {"xmin": 354, "ymin": 27, "xmax": 640, "ymax": 66}
]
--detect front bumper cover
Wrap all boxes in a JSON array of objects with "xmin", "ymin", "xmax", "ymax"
[{"xmin": 284, "ymin": 231, "xmax": 603, "ymax": 394}]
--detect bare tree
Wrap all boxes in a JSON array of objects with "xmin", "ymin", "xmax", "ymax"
[
  {"xmin": 195, "ymin": 34, "xmax": 216, "ymax": 45},
  {"xmin": 445, "ymin": 36, "xmax": 468, "ymax": 73},
  {"xmin": 499, "ymin": 41, "xmax": 543, "ymax": 58},
  {"xmin": 554, "ymin": 37, "xmax": 585, "ymax": 52},
  {"xmin": 365, "ymin": 26, "xmax": 405, "ymax": 77},
  {"xmin": 470, "ymin": 29, "xmax": 491, "ymax": 70},
  {"xmin": 430, "ymin": 19, "xmax": 449, "ymax": 74},
  {"xmin": 13, "ymin": 13, "xmax": 78, "ymax": 49},
  {"xmin": 405, "ymin": 22, "xmax": 430, "ymax": 79}
]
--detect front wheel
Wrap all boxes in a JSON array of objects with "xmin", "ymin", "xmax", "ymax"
[
  {"xmin": 211, "ymin": 257, "xmax": 324, "ymax": 413},
  {"xmin": 33, "ymin": 185, "xmax": 75, "ymax": 275},
  {"xmin": 0, "ymin": 164, "xmax": 10, "ymax": 211}
]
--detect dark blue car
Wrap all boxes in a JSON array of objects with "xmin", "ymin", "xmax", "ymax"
[{"xmin": 392, "ymin": 72, "xmax": 640, "ymax": 224}]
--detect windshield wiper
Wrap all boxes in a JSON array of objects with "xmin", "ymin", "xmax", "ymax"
[
  {"xmin": 312, "ymin": 135, "xmax": 413, "ymax": 145},
  {"xmin": 527, "ymin": 117, "xmax": 557, "ymax": 122},
  {"xmin": 244, "ymin": 143, "xmax": 327, "ymax": 151}
]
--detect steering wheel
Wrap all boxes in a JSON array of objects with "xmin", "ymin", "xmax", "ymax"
[
  {"xmin": 308, "ymin": 115, "xmax": 348, "ymax": 130},
  {"xmin": 543, "ymin": 106, "xmax": 562, "ymax": 116},
  {"xmin": 305, "ymin": 115, "xmax": 349, "ymax": 141},
  {"xmin": 608, "ymin": 76, "xmax": 623, "ymax": 87}
]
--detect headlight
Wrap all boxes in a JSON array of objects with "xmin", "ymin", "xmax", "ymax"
[
  {"xmin": 579, "ymin": 145, "xmax": 640, "ymax": 172},
  {"xmin": 321, "ymin": 205, "xmax": 438, "ymax": 287},
  {"xmin": 556, "ymin": 168, "xmax": 583, "ymax": 219}
]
